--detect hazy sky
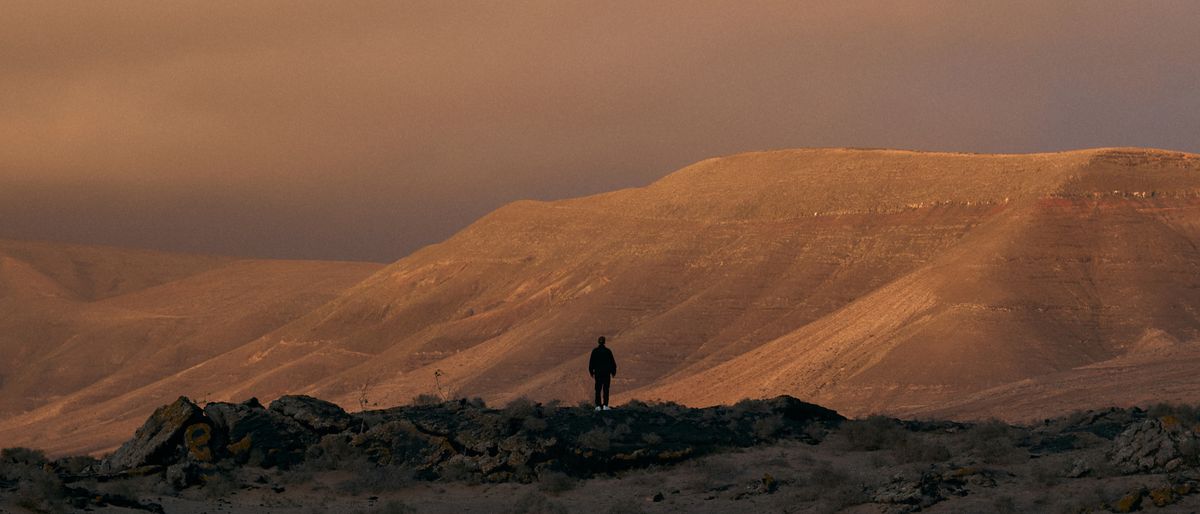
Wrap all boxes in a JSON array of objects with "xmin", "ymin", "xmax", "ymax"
[{"xmin": 2, "ymin": 1, "xmax": 1198, "ymax": 262}]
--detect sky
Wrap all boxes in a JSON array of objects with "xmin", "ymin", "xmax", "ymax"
[{"xmin": 1, "ymin": 1, "xmax": 1198, "ymax": 262}]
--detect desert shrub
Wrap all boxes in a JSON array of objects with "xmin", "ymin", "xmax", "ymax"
[
  {"xmin": 837, "ymin": 416, "xmax": 910, "ymax": 451},
  {"xmin": 438, "ymin": 456, "xmax": 480, "ymax": 482},
  {"xmin": 335, "ymin": 464, "xmax": 415, "ymax": 494},
  {"xmin": 12, "ymin": 468, "xmax": 68, "ymax": 513},
  {"xmin": 523, "ymin": 417, "xmax": 549, "ymax": 432},
  {"xmin": 202, "ymin": 470, "xmax": 238, "ymax": 499},
  {"xmin": 612, "ymin": 422, "xmax": 632, "ymax": 441},
  {"xmin": 784, "ymin": 460, "xmax": 866, "ymax": 511},
  {"xmin": 604, "ymin": 498, "xmax": 647, "ymax": 514},
  {"xmin": 348, "ymin": 500, "xmax": 417, "ymax": 514},
  {"xmin": 641, "ymin": 432, "xmax": 663, "ymax": 445},
  {"xmin": 412, "ymin": 394, "xmax": 442, "ymax": 406},
  {"xmin": 731, "ymin": 398, "xmax": 772, "ymax": 417},
  {"xmin": 992, "ymin": 495, "xmax": 1020, "ymax": 514},
  {"xmin": 53, "ymin": 455, "xmax": 98, "ymax": 475},
  {"xmin": 579, "ymin": 428, "xmax": 611, "ymax": 451},
  {"xmin": 1028, "ymin": 460, "xmax": 1063, "ymax": 487},
  {"xmin": 536, "ymin": 470, "xmax": 576, "ymax": 494},
  {"xmin": 1147, "ymin": 403, "xmax": 1200, "ymax": 424},
  {"xmin": 687, "ymin": 456, "xmax": 743, "ymax": 492},
  {"xmin": 503, "ymin": 397, "xmax": 537, "ymax": 431},
  {"xmin": 961, "ymin": 419, "xmax": 1027, "ymax": 464},
  {"xmin": 304, "ymin": 434, "xmax": 364, "ymax": 471},
  {"xmin": 891, "ymin": 435, "xmax": 952, "ymax": 463},
  {"xmin": 2, "ymin": 447, "xmax": 48, "ymax": 466},
  {"xmin": 379, "ymin": 500, "xmax": 418, "ymax": 514},
  {"xmin": 505, "ymin": 490, "xmax": 567, "ymax": 514},
  {"xmin": 753, "ymin": 414, "xmax": 785, "ymax": 440},
  {"xmin": 466, "ymin": 397, "xmax": 487, "ymax": 409}
]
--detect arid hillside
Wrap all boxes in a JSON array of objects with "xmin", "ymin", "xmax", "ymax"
[
  {"xmin": 4, "ymin": 147, "xmax": 1200, "ymax": 456},
  {"xmin": 0, "ymin": 240, "xmax": 382, "ymax": 454}
]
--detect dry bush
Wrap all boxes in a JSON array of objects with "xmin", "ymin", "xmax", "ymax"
[
  {"xmin": 202, "ymin": 470, "xmax": 238, "ymax": 499},
  {"xmin": 578, "ymin": 428, "xmax": 611, "ymax": 451},
  {"xmin": 412, "ymin": 394, "xmax": 442, "ymax": 406},
  {"xmin": 505, "ymin": 490, "xmax": 568, "ymax": 514},
  {"xmin": 1147, "ymin": 403, "xmax": 1200, "ymax": 424},
  {"xmin": 891, "ymin": 434, "xmax": 952, "ymax": 463},
  {"xmin": 522, "ymin": 417, "xmax": 549, "ymax": 432},
  {"xmin": 603, "ymin": 498, "xmax": 647, "ymax": 514},
  {"xmin": 992, "ymin": 495, "xmax": 1020, "ymax": 514},
  {"xmin": 780, "ymin": 460, "xmax": 866, "ymax": 511},
  {"xmin": 504, "ymin": 397, "xmax": 536, "ymax": 419},
  {"xmin": 836, "ymin": 416, "xmax": 910, "ymax": 451},
  {"xmin": 335, "ymin": 464, "xmax": 415, "ymax": 494},
  {"xmin": 348, "ymin": 499, "xmax": 417, "ymax": 514},
  {"xmin": 536, "ymin": 470, "xmax": 576, "ymax": 494},
  {"xmin": 960, "ymin": 420, "xmax": 1027, "ymax": 464},
  {"xmin": 753, "ymin": 414, "xmax": 785, "ymax": 440},
  {"xmin": 303, "ymin": 434, "xmax": 365, "ymax": 471},
  {"xmin": 687, "ymin": 456, "xmax": 743, "ymax": 492},
  {"xmin": 2, "ymin": 447, "xmax": 69, "ymax": 513}
]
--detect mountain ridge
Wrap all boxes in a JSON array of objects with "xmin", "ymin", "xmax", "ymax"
[{"xmin": 3, "ymin": 146, "xmax": 1200, "ymax": 456}]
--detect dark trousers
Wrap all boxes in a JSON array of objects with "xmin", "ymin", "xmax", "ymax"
[{"xmin": 594, "ymin": 375, "xmax": 611, "ymax": 406}]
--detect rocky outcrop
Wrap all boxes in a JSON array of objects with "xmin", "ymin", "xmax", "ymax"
[
  {"xmin": 101, "ymin": 397, "xmax": 211, "ymax": 472},
  {"xmin": 204, "ymin": 398, "xmax": 316, "ymax": 468},
  {"xmin": 97, "ymin": 394, "xmax": 843, "ymax": 486},
  {"xmin": 871, "ymin": 465, "xmax": 1004, "ymax": 512},
  {"xmin": 1109, "ymin": 417, "xmax": 1200, "ymax": 474},
  {"xmin": 269, "ymin": 395, "xmax": 352, "ymax": 435}
]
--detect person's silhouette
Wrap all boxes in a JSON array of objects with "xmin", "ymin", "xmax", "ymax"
[{"xmin": 588, "ymin": 336, "xmax": 617, "ymax": 411}]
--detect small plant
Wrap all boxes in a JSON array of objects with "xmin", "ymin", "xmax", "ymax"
[
  {"xmin": 753, "ymin": 414, "xmax": 786, "ymax": 440},
  {"xmin": 536, "ymin": 470, "xmax": 576, "ymax": 494},
  {"xmin": 434, "ymin": 369, "xmax": 452, "ymax": 401},
  {"xmin": 837, "ymin": 416, "xmax": 910, "ymax": 451},
  {"xmin": 412, "ymin": 394, "xmax": 442, "ymax": 406},
  {"xmin": 522, "ymin": 417, "xmax": 548, "ymax": 432},
  {"xmin": 505, "ymin": 490, "xmax": 567, "ymax": 514},
  {"xmin": 579, "ymin": 428, "xmax": 611, "ymax": 451}
]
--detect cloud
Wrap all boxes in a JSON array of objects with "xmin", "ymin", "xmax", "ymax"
[{"xmin": 1, "ymin": 1, "xmax": 1198, "ymax": 261}]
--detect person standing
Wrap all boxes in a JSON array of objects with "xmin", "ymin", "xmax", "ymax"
[{"xmin": 588, "ymin": 336, "xmax": 617, "ymax": 411}]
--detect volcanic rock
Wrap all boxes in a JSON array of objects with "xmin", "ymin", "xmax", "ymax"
[
  {"xmin": 101, "ymin": 397, "xmax": 211, "ymax": 472},
  {"xmin": 268, "ymin": 395, "xmax": 353, "ymax": 435}
]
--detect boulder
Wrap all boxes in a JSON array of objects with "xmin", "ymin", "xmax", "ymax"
[
  {"xmin": 102, "ymin": 397, "xmax": 212, "ymax": 472},
  {"xmin": 1109, "ymin": 418, "xmax": 1199, "ymax": 474},
  {"xmin": 761, "ymin": 395, "xmax": 845, "ymax": 424},
  {"xmin": 268, "ymin": 395, "xmax": 353, "ymax": 435},
  {"xmin": 204, "ymin": 398, "xmax": 317, "ymax": 468}
]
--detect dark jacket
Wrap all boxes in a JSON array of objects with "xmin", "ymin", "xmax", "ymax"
[{"xmin": 589, "ymin": 346, "xmax": 617, "ymax": 377}]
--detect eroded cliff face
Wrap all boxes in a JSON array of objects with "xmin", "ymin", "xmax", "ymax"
[{"xmin": 5, "ymin": 147, "xmax": 1200, "ymax": 456}]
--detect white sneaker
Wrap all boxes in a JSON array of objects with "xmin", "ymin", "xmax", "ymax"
[
  {"xmin": 603, "ymin": 405, "xmax": 612, "ymax": 411},
  {"xmin": 594, "ymin": 406, "xmax": 602, "ymax": 411}
]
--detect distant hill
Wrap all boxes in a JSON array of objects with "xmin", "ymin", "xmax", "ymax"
[
  {"xmin": 0, "ymin": 239, "xmax": 381, "ymax": 454},
  {"xmin": 5, "ymin": 147, "xmax": 1200, "ymax": 456}
]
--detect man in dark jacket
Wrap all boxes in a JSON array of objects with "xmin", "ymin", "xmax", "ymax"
[{"xmin": 588, "ymin": 336, "xmax": 617, "ymax": 411}]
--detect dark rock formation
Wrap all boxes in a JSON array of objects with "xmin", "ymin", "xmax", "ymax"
[
  {"xmin": 96, "ymin": 394, "xmax": 842, "ymax": 486},
  {"xmin": 269, "ymin": 395, "xmax": 353, "ymax": 435},
  {"xmin": 203, "ymin": 398, "xmax": 316, "ymax": 468},
  {"xmin": 101, "ymin": 397, "xmax": 212, "ymax": 472},
  {"xmin": 1109, "ymin": 417, "xmax": 1200, "ymax": 474}
]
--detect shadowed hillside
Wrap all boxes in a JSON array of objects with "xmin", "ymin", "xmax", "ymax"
[{"xmin": 4, "ymin": 147, "xmax": 1200, "ymax": 457}]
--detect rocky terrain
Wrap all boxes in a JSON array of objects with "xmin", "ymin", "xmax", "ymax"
[
  {"xmin": 6, "ymin": 147, "xmax": 1200, "ymax": 458},
  {"xmin": 7, "ymin": 395, "xmax": 1200, "ymax": 513}
]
